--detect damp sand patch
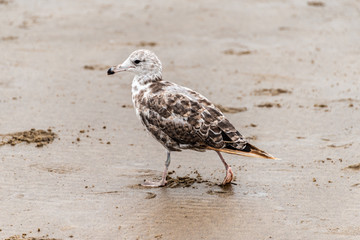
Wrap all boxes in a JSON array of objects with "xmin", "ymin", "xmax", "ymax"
[
  {"xmin": 83, "ymin": 64, "xmax": 109, "ymax": 71},
  {"xmin": 0, "ymin": 129, "xmax": 57, "ymax": 147},
  {"xmin": 256, "ymin": 102, "xmax": 281, "ymax": 108},
  {"xmin": 128, "ymin": 170, "xmax": 218, "ymax": 189},
  {"xmin": 345, "ymin": 163, "xmax": 360, "ymax": 170},
  {"xmin": 164, "ymin": 170, "xmax": 219, "ymax": 188},
  {"xmin": 253, "ymin": 88, "xmax": 292, "ymax": 96},
  {"xmin": 215, "ymin": 104, "xmax": 247, "ymax": 113},
  {"xmin": 4, "ymin": 235, "xmax": 61, "ymax": 240}
]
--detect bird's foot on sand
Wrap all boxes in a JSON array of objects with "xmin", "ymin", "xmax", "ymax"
[
  {"xmin": 222, "ymin": 167, "xmax": 234, "ymax": 185},
  {"xmin": 141, "ymin": 179, "xmax": 167, "ymax": 187}
]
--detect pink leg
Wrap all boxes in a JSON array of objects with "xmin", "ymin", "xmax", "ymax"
[
  {"xmin": 216, "ymin": 151, "xmax": 233, "ymax": 185},
  {"xmin": 142, "ymin": 151, "xmax": 171, "ymax": 187}
]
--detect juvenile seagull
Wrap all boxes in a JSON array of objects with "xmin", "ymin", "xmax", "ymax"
[{"xmin": 108, "ymin": 49, "xmax": 276, "ymax": 187}]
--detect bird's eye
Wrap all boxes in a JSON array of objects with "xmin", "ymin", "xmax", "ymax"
[{"xmin": 134, "ymin": 60, "xmax": 141, "ymax": 64}]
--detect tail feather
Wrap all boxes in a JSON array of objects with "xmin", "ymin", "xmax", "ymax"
[{"xmin": 206, "ymin": 144, "xmax": 278, "ymax": 160}]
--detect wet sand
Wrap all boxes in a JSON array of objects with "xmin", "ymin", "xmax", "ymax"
[{"xmin": 1, "ymin": 0, "xmax": 360, "ymax": 239}]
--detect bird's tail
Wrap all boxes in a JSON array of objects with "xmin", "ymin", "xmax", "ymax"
[{"xmin": 206, "ymin": 144, "xmax": 278, "ymax": 160}]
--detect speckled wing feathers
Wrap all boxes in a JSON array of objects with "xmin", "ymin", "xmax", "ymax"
[{"xmin": 135, "ymin": 81, "xmax": 248, "ymax": 152}]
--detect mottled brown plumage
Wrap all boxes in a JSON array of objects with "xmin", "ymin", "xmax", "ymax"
[
  {"xmin": 108, "ymin": 49, "xmax": 276, "ymax": 187},
  {"xmin": 135, "ymin": 81, "xmax": 249, "ymax": 153}
]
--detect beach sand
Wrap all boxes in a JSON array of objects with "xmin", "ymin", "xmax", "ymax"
[{"xmin": 1, "ymin": 0, "xmax": 360, "ymax": 239}]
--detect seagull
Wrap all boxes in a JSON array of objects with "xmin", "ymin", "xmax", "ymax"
[{"xmin": 107, "ymin": 49, "xmax": 276, "ymax": 187}]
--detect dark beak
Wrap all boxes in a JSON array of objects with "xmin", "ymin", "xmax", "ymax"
[{"xmin": 107, "ymin": 67, "xmax": 115, "ymax": 75}]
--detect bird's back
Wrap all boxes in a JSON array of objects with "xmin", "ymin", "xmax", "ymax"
[{"xmin": 133, "ymin": 79, "xmax": 249, "ymax": 152}]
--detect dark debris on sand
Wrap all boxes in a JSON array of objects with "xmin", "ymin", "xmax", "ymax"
[
  {"xmin": 4, "ymin": 235, "xmax": 61, "ymax": 240},
  {"xmin": 215, "ymin": 104, "xmax": 247, "ymax": 113},
  {"xmin": 0, "ymin": 129, "xmax": 57, "ymax": 147},
  {"xmin": 307, "ymin": 1, "xmax": 325, "ymax": 7},
  {"xmin": 165, "ymin": 170, "xmax": 215, "ymax": 188},
  {"xmin": 346, "ymin": 163, "xmax": 360, "ymax": 170},
  {"xmin": 223, "ymin": 49, "xmax": 252, "ymax": 56},
  {"xmin": 256, "ymin": 102, "xmax": 281, "ymax": 108},
  {"xmin": 145, "ymin": 192, "xmax": 157, "ymax": 199},
  {"xmin": 253, "ymin": 88, "xmax": 292, "ymax": 96},
  {"xmin": 83, "ymin": 64, "xmax": 109, "ymax": 71}
]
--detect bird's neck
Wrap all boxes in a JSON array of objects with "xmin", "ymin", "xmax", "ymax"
[
  {"xmin": 133, "ymin": 73, "xmax": 162, "ymax": 85},
  {"xmin": 131, "ymin": 74, "xmax": 160, "ymax": 95}
]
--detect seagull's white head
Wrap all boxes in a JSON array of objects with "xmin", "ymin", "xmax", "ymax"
[{"xmin": 108, "ymin": 49, "xmax": 162, "ymax": 80}]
